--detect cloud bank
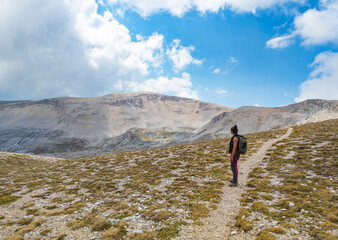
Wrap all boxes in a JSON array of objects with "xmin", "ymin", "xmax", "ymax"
[
  {"xmin": 0, "ymin": 0, "xmax": 200, "ymax": 100},
  {"xmin": 295, "ymin": 51, "xmax": 338, "ymax": 102},
  {"xmin": 267, "ymin": 0, "xmax": 338, "ymax": 49},
  {"xmin": 130, "ymin": 72, "xmax": 199, "ymax": 99},
  {"xmin": 108, "ymin": 0, "xmax": 302, "ymax": 17},
  {"xmin": 294, "ymin": 0, "xmax": 338, "ymax": 46},
  {"xmin": 265, "ymin": 0, "xmax": 337, "ymax": 102}
]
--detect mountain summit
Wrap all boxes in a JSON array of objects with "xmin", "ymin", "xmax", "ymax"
[
  {"xmin": 1, "ymin": 93, "xmax": 337, "ymax": 158},
  {"xmin": 0, "ymin": 92, "xmax": 233, "ymax": 157}
]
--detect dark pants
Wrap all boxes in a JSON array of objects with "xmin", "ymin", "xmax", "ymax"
[{"xmin": 231, "ymin": 151, "xmax": 239, "ymax": 183}]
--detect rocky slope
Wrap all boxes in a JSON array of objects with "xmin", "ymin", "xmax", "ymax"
[
  {"xmin": 0, "ymin": 92, "xmax": 232, "ymax": 157},
  {"xmin": 0, "ymin": 127, "xmax": 289, "ymax": 240},
  {"xmin": 191, "ymin": 99, "xmax": 338, "ymax": 141},
  {"xmin": 1, "ymin": 94, "xmax": 337, "ymax": 158}
]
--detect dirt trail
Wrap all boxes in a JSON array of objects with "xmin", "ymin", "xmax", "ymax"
[{"xmin": 175, "ymin": 127, "xmax": 293, "ymax": 240}]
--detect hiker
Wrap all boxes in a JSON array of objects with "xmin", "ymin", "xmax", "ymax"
[{"xmin": 229, "ymin": 125, "xmax": 240, "ymax": 186}]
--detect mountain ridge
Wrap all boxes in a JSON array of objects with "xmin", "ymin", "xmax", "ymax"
[
  {"xmin": 191, "ymin": 99, "xmax": 338, "ymax": 141},
  {"xmin": 0, "ymin": 92, "xmax": 337, "ymax": 158},
  {"xmin": 0, "ymin": 92, "xmax": 233, "ymax": 157}
]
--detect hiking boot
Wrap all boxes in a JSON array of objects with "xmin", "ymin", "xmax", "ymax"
[
  {"xmin": 229, "ymin": 180, "xmax": 235, "ymax": 183},
  {"xmin": 228, "ymin": 182, "xmax": 238, "ymax": 187}
]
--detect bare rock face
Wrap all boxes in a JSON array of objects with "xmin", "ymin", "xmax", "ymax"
[
  {"xmin": 1, "ymin": 93, "xmax": 336, "ymax": 158},
  {"xmin": 191, "ymin": 99, "xmax": 338, "ymax": 141},
  {"xmin": 0, "ymin": 92, "xmax": 233, "ymax": 157}
]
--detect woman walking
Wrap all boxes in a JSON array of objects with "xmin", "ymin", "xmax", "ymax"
[{"xmin": 229, "ymin": 125, "xmax": 240, "ymax": 187}]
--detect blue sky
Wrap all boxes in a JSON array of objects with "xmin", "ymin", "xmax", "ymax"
[{"xmin": 0, "ymin": 0, "xmax": 337, "ymax": 108}]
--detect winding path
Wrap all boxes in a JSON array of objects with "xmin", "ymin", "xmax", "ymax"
[{"xmin": 174, "ymin": 128, "xmax": 293, "ymax": 240}]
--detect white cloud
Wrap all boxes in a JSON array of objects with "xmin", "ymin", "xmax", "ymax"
[
  {"xmin": 294, "ymin": 0, "xmax": 338, "ymax": 45},
  {"xmin": 0, "ymin": 0, "xmax": 199, "ymax": 100},
  {"xmin": 266, "ymin": 0, "xmax": 338, "ymax": 48},
  {"xmin": 108, "ymin": 0, "xmax": 302, "ymax": 17},
  {"xmin": 216, "ymin": 89, "xmax": 228, "ymax": 95},
  {"xmin": 223, "ymin": 0, "xmax": 302, "ymax": 13},
  {"xmin": 167, "ymin": 40, "xmax": 202, "ymax": 72},
  {"xmin": 254, "ymin": 104, "xmax": 260, "ymax": 107},
  {"xmin": 202, "ymin": 87, "xmax": 232, "ymax": 96},
  {"xmin": 108, "ymin": 0, "xmax": 192, "ymax": 17},
  {"xmin": 229, "ymin": 56, "xmax": 238, "ymax": 63},
  {"xmin": 266, "ymin": 34, "xmax": 294, "ymax": 49},
  {"xmin": 273, "ymin": 22, "xmax": 287, "ymax": 30},
  {"xmin": 213, "ymin": 68, "xmax": 221, "ymax": 74},
  {"xmin": 227, "ymin": 57, "xmax": 239, "ymax": 70},
  {"xmin": 295, "ymin": 51, "xmax": 338, "ymax": 102},
  {"xmin": 129, "ymin": 72, "xmax": 199, "ymax": 99}
]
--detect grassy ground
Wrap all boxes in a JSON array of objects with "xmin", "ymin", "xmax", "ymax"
[
  {"xmin": 0, "ymin": 128, "xmax": 286, "ymax": 239},
  {"xmin": 234, "ymin": 119, "xmax": 337, "ymax": 240}
]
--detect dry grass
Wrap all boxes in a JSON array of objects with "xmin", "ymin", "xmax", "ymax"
[
  {"xmin": 6, "ymin": 218, "xmax": 46, "ymax": 239},
  {"xmin": 0, "ymin": 127, "xmax": 287, "ymax": 239},
  {"xmin": 0, "ymin": 196, "xmax": 20, "ymax": 206},
  {"xmin": 235, "ymin": 119, "xmax": 338, "ymax": 239}
]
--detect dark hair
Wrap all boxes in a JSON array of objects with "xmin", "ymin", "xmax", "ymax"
[{"xmin": 231, "ymin": 125, "xmax": 238, "ymax": 134}]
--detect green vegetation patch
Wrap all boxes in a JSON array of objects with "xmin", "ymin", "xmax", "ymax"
[{"xmin": 0, "ymin": 195, "xmax": 20, "ymax": 205}]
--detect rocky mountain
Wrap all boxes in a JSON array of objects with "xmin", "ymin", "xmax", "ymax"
[
  {"xmin": 0, "ymin": 92, "xmax": 233, "ymax": 157},
  {"xmin": 191, "ymin": 99, "xmax": 338, "ymax": 141},
  {"xmin": 1, "ymin": 94, "xmax": 337, "ymax": 158}
]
